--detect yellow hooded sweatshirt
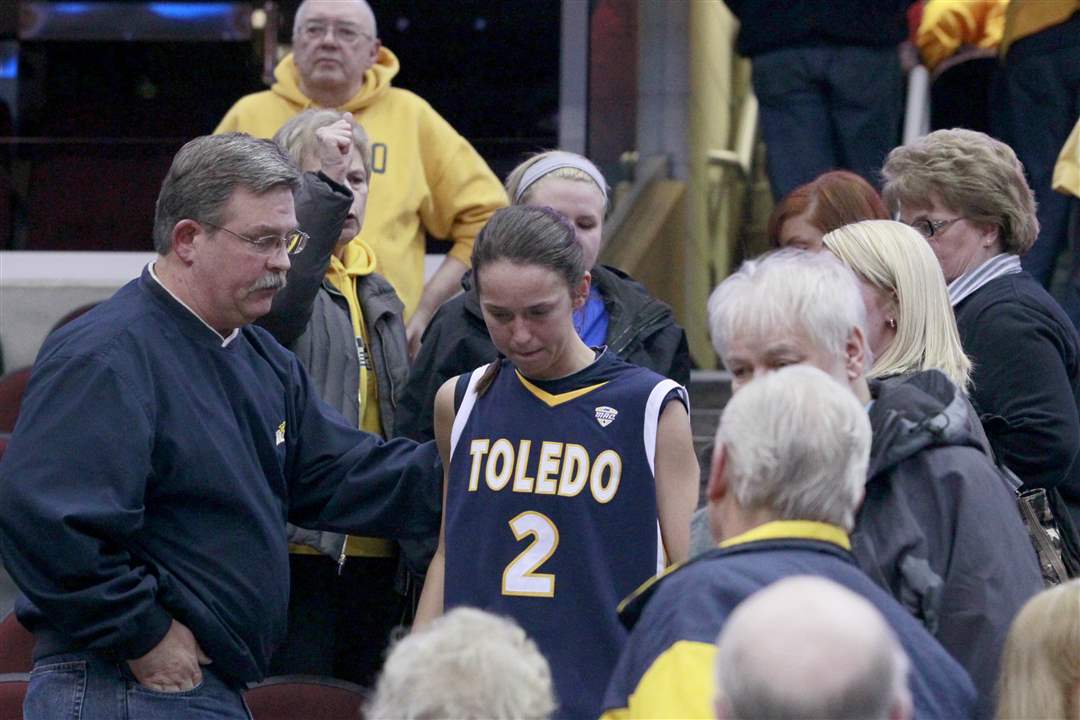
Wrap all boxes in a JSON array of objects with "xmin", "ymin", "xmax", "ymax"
[
  {"xmin": 216, "ymin": 47, "xmax": 508, "ymax": 318},
  {"xmin": 324, "ymin": 238, "xmax": 382, "ymax": 438}
]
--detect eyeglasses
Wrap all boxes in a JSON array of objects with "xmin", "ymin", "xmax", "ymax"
[
  {"xmin": 200, "ymin": 220, "xmax": 308, "ymax": 255},
  {"xmin": 298, "ymin": 21, "xmax": 372, "ymax": 46},
  {"xmin": 908, "ymin": 217, "xmax": 963, "ymax": 239}
]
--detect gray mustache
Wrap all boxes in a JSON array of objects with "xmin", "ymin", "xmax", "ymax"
[{"xmin": 249, "ymin": 272, "xmax": 287, "ymax": 292}]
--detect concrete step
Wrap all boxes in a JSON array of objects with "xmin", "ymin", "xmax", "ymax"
[{"xmin": 685, "ymin": 369, "xmax": 732, "ymax": 505}]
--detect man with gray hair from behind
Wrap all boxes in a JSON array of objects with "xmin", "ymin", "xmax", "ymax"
[
  {"xmin": 367, "ymin": 607, "xmax": 556, "ymax": 720},
  {"xmin": 715, "ymin": 575, "xmax": 913, "ymax": 720},
  {"xmin": 600, "ymin": 364, "xmax": 975, "ymax": 720}
]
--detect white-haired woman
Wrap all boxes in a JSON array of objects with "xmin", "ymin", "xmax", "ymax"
[
  {"xmin": 883, "ymin": 128, "xmax": 1080, "ymax": 531},
  {"xmin": 259, "ymin": 109, "xmax": 410, "ymax": 686},
  {"xmin": 368, "ymin": 608, "xmax": 556, "ymax": 720}
]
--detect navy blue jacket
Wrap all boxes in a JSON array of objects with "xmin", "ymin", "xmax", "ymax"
[
  {"xmin": 0, "ymin": 268, "xmax": 441, "ymax": 684},
  {"xmin": 953, "ymin": 272, "xmax": 1080, "ymax": 528},
  {"xmin": 602, "ymin": 532, "xmax": 976, "ymax": 720}
]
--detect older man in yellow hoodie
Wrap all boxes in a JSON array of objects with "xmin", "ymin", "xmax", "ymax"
[{"xmin": 216, "ymin": 0, "xmax": 507, "ymax": 352}]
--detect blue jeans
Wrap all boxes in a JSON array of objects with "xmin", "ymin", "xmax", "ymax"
[
  {"xmin": 24, "ymin": 652, "xmax": 251, "ymax": 719},
  {"xmin": 751, "ymin": 44, "xmax": 903, "ymax": 200}
]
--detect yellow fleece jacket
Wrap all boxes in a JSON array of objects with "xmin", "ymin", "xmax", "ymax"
[
  {"xmin": 1054, "ymin": 118, "xmax": 1080, "ymax": 200},
  {"xmin": 215, "ymin": 47, "xmax": 508, "ymax": 318},
  {"xmin": 324, "ymin": 238, "xmax": 382, "ymax": 438},
  {"xmin": 916, "ymin": 0, "xmax": 1005, "ymax": 70}
]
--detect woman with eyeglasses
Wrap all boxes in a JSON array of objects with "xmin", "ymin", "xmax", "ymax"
[{"xmin": 883, "ymin": 128, "xmax": 1080, "ymax": 531}]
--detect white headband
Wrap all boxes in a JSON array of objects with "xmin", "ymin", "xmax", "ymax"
[{"xmin": 513, "ymin": 152, "xmax": 608, "ymax": 204}]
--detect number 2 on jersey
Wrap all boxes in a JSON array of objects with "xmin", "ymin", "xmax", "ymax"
[{"xmin": 501, "ymin": 511, "xmax": 560, "ymax": 597}]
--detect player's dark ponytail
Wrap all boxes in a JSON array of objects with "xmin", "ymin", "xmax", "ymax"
[{"xmin": 472, "ymin": 205, "xmax": 584, "ymax": 397}]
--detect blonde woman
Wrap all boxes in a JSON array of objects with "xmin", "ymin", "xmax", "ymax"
[
  {"xmin": 996, "ymin": 579, "xmax": 1080, "ymax": 720},
  {"xmin": 822, "ymin": 219, "xmax": 972, "ymax": 392}
]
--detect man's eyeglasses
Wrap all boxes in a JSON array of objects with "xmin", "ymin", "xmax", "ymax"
[
  {"xmin": 298, "ymin": 21, "xmax": 372, "ymax": 46},
  {"xmin": 200, "ymin": 220, "xmax": 308, "ymax": 255},
  {"xmin": 908, "ymin": 217, "xmax": 963, "ymax": 239}
]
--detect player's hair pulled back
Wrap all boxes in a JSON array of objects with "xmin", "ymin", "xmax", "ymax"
[{"xmin": 472, "ymin": 205, "xmax": 585, "ymax": 395}]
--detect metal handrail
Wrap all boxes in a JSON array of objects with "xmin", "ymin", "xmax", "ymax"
[
  {"xmin": 706, "ymin": 92, "xmax": 758, "ymax": 178},
  {"xmin": 601, "ymin": 153, "xmax": 669, "ymax": 245},
  {"xmin": 903, "ymin": 65, "xmax": 931, "ymax": 146}
]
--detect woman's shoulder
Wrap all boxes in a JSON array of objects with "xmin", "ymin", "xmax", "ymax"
[{"xmin": 957, "ymin": 273, "xmax": 1075, "ymax": 337}]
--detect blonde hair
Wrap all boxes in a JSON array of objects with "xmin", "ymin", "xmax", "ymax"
[
  {"xmin": 505, "ymin": 150, "xmax": 609, "ymax": 211},
  {"xmin": 273, "ymin": 109, "xmax": 371, "ymax": 179},
  {"xmin": 881, "ymin": 129, "xmax": 1038, "ymax": 255},
  {"xmin": 823, "ymin": 220, "xmax": 973, "ymax": 391},
  {"xmin": 996, "ymin": 579, "xmax": 1080, "ymax": 720}
]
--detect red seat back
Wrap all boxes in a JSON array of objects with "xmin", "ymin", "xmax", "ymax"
[
  {"xmin": 0, "ymin": 673, "xmax": 29, "ymax": 720},
  {"xmin": 0, "ymin": 615, "xmax": 34, "ymax": 674},
  {"xmin": 0, "ymin": 368, "xmax": 30, "ymax": 434},
  {"xmin": 243, "ymin": 675, "xmax": 366, "ymax": 720}
]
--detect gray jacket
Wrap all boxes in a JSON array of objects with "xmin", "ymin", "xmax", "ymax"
[{"xmin": 257, "ymin": 172, "xmax": 409, "ymax": 560}]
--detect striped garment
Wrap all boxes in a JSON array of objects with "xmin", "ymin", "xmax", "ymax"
[{"xmin": 948, "ymin": 253, "xmax": 1023, "ymax": 307}]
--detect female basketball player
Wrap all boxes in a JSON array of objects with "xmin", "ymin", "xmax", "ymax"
[{"xmin": 414, "ymin": 205, "xmax": 698, "ymax": 719}]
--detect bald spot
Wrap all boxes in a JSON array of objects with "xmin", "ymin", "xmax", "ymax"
[
  {"xmin": 294, "ymin": 0, "xmax": 377, "ymax": 37},
  {"xmin": 718, "ymin": 576, "xmax": 903, "ymax": 706}
]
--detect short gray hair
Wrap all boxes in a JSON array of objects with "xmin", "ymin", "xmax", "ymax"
[
  {"xmin": 881, "ymin": 128, "xmax": 1038, "ymax": 255},
  {"xmin": 708, "ymin": 249, "xmax": 866, "ymax": 362},
  {"xmin": 153, "ymin": 133, "xmax": 300, "ymax": 255},
  {"xmin": 716, "ymin": 365, "xmax": 870, "ymax": 530},
  {"xmin": 715, "ymin": 576, "xmax": 911, "ymax": 720},
  {"xmin": 367, "ymin": 608, "xmax": 556, "ymax": 720},
  {"xmin": 273, "ymin": 109, "xmax": 371, "ymax": 179}
]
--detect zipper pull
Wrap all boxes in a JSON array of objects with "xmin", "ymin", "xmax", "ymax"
[{"xmin": 337, "ymin": 537, "xmax": 348, "ymax": 575}]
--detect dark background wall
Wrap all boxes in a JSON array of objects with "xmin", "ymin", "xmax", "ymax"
[{"xmin": 0, "ymin": 0, "xmax": 560, "ymax": 250}]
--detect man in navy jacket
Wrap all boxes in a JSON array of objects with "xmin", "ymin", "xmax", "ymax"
[{"xmin": 0, "ymin": 133, "xmax": 440, "ymax": 719}]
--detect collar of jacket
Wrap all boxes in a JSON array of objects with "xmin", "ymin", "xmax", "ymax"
[
  {"xmin": 271, "ymin": 45, "xmax": 401, "ymax": 112},
  {"xmin": 615, "ymin": 528, "xmax": 854, "ymax": 631},
  {"xmin": 866, "ymin": 370, "xmax": 983, "ymax": 479}
]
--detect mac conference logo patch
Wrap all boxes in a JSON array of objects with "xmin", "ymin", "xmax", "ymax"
[{"xmin": 595, "ymin": 406, "xmax": 618, "ymax": 427}]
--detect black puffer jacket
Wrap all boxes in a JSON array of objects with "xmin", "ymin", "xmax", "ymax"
[
  {"xmin": 395, "ymin": 264, "xmax": 690, "ymax": 442},
  {"xmin": 853, "ymin": 370, "xmax": 1044, "ymax": 719}
]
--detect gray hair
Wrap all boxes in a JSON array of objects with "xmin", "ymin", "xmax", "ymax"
[
  {"xmin": 881, "ymin": 128, "xmax": 1038, "ymax": 255},
  {"xmin": 715, "ymin": 365, "xmax": 870, "ymax": 530},
  {"xmin": 708, "ymin": 249, "xmax": 866, "ymax": 362},
  {"xmin": 715, "ymin": 576, "xmax": 911, "ymax": 720},
  {"xmin": 367, "ymin": 608, "xmax": 556, "ymax": 720},
  {"xmin": 152, "ymin": 133, "xmax": 300, "ymax": 255},
  {"xmin": 273, "ymin": 109, "xmax": 371, "ymax": 178}
]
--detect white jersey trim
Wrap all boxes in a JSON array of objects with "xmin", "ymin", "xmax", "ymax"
[
  {"xmin": 643, "ymin": 379, "xmax": 688, "ymax": 475},
  {"xmin": 644, "ymin": 378, "xmax": 688, "ymax": 576},
  {"xmin": 449, "ymin": 364, "xmax": 489, "ymax": 459}
]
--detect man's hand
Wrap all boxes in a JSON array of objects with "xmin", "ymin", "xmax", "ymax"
[
  {"xmin": 314, "ymin": 113, "xmax": 355, "ymax": 185},
  {"xmin": 127, "ymin": 619, "xmax": 211, "ymax": 692}
]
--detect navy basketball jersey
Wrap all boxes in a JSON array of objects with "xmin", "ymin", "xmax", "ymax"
[{"xmin": 444, "ymin": 349, "xmax": 686, "ymax": 720}]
